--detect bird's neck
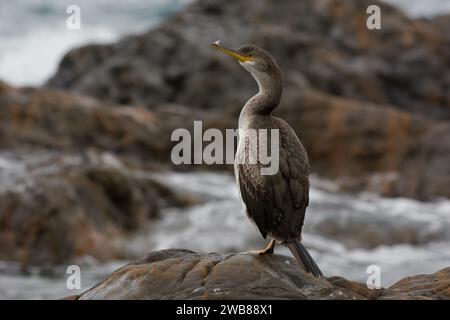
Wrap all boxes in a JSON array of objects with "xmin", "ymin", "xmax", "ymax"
[{"xmin": 239, "ymin": 68, "xmax": 282, "ymax": 126}]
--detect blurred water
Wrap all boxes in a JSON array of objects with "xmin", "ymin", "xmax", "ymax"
[
  {"xmin": 1, "ymin": 0, "xmax": 450, "ymax": 300},
  {"xmin": 383, "ymin": 0, "xmax": 450, "ymax": 18},
  {"xmin": 1, "ymin": 0, "xmax": 449, "ymax": 86},
  {"xmin": 0, "ymin": 259, "xmax": 126, "ymax": 300},
  {"xmin": 1, "ymin": 166, "xmax": 450, "ymax": 299},
  {"xmin": 0, "ymin": 0, "xmax": 192, "ymax": 86},
  {"xmin": 129, "ymin": 172, "xmax": 450, "ymax": 288}
]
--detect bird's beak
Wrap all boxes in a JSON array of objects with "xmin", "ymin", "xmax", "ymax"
[{"xmin": 211, "ymin": 41, "xmax": 252, "ymax": 62}]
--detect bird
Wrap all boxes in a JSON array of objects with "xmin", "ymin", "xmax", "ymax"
[{"xmin": 211, "ymin": 41, "xmax": 323, "ymax": 277}]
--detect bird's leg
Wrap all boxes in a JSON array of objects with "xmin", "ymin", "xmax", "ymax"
[{"xmin": 245, "ymin": 239, "xmax": 276, "ymax": 255}]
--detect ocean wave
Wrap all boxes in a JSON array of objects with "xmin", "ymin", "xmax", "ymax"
[
  {"xmin": 383, "ymin": 0, "xmax": 450, "ymax": 18},
  {"xmin": 0, "ymin": 0, "xmax": 192, "ymax": 86},
  {"xmin": 127, "ymin": 171, "xmax": 450, "ymax": 287}
]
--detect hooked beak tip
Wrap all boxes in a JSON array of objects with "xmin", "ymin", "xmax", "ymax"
[{"xmin": 210, "ymin": 41, "xmax": 252, "ymax": 63}]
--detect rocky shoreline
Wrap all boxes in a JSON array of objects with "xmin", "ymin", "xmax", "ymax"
[
  {"xmin": 66, "ymin": 249, "xmax": 450, "ymax": 300},
  {"xmin": 34, "ymin": 0, "xmax": 450, "ymax": 199},
  {"xmin": 0, "ymin": 0, "xmax": 449, "ymax": 298}
]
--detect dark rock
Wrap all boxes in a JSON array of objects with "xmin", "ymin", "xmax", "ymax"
[
  {"xmin": 0, "ymin": 82, "xmax": 234, "ymax": 170},
  {"xmin": 0, "ymin": 82, "xmax": 168, "ymax": 161},
  {"xmin": 3, "ymin": 76, "xmax": 450, "ymax": 199},
  {"xmin": 280, "ymin": 88, "xmax": 429, "ymax": 179},
  {"xmin": 48, "ymin": 0, "xmax": 450, "ymax": 120},
  {"xmin": 281, "ymin": 88, "xmax": 450, "ymax": 200},
  {"xmin": 395, "ymin": 123, "xmax": 450, "ymax": 200},
  {"xmin": 385, "ymin": 267, "xmax": 450, "ymax": 299},
  {"xmin": 73, "ymin": 249, "xmax": 450, "ymax": 300},
  {"xmin": 41, "ymin": 0, "xmax": 450, "ymax": 200},
  {"xmin": 0, "ymin": 154, "xmax": 185, "ymax": 267},
  {"xmin": 77, "ymin": 249, "xmax": 365, "ymax": 300}
]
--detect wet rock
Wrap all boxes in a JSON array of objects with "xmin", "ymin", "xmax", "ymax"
[
  {"xmin": 281, "ymin": 88, "xmax": 450, "ymax": 200},
  {"xmin": 0, "ymin": 155, "xmax": 184, "ymax": 267},
  {"xmin": 42, "ymin": 0, "xmax": 450, "ymax": 200},
  {"xmin": 77, "ymin": 249, "xmax": 365, "ymax": 300},
  {"xmin": 0, "ymin": 83, "xmax": 168, "ymax": 160},
  {"xmin": 279, "ymin": 88, "xmax": 429, "ymax": 179},
  {"xmin": 395, "ymin": 123, "xmax": 450, "ymax": 200},
  {"xmin": 384, "ymin": 267, "xmax": 450, "ymax": 299},
  {"xmin": 0, "ymin": 82, "xmax": 234, "ymax": 169},
  {"xmin": 3, "ymin": 77, "xmax": 450, "ymax": 200},
  {"xmin": 48, "ymin": 0, "xmax": 449, "ymax": 120},
  {"xmin": 73, "ymin": 249, "xmax": 450, "ymax": 300}
]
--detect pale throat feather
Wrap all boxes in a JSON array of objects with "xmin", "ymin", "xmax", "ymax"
[{"xmin": 238, "ymin": 60, "xmax": 282, "ymax": 129}]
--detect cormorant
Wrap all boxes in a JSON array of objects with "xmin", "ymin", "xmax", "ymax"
[{"xmin": 212, "ymin": 41, "xmax": 323, "ymax": 277}]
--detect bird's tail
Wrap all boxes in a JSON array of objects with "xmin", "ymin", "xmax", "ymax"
[{"xmin": 287, "ymin": 239, "xmax": 323, "ymax": 278}]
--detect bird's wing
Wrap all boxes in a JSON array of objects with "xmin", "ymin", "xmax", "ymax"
[
  {"xmin": 237, "ymin": 162, "xmax": 273, "ymax": 239},
  {"xmin": 237, "ymin": 128, "xmax": 309, "ymax": 240}
]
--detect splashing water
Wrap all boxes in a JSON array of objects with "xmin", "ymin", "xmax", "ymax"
[
  {"xmin": 1, "ymin": 152, "xmax": 450, "ymax": 298},
  {"xmin": 0, "ymin": 0, "xmax": 192, "ymax": 86},
  {"xmin": 129, "ymin": 171, "xmax": 450, "ymax": 288}
]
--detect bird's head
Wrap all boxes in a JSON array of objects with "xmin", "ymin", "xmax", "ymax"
[
  {"xmin": 211, "ymin": 41, "xmax": 279, "ymax": 78},
  {"xmin": 211, "ymin": 41, "xmax": 282, "ymax": 110}
]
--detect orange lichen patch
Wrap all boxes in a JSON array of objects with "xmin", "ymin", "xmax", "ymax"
[
  {"xmin": 384, "ymin": 111, "xmax": 414, "ymax": 170},
  {"xmin": 294, "ymin": 88, "xmax": 436, "ymax": 179},
  {"xmin": 351, "ymin": 14, "xmax": 374, "ymax": 50},
  {"xmin": 113, "ymin": 107, "xmax": 157, "ymax": 125},
  {"xmin": 389, "ymin": 267, "xmax": 450, "ymax": 299},
  {"xmin": 8, "ymin": 103, "xmax": 25, "ymax": 126},
  {"xmin": 0, "ymin": 81, "xmax": 12, "ymax": 91},
  {"xmin": 326, "ymin": 100, "xmax": 348, "ymax": 173},
  {"xmin": 23, "ymin": 92, "xmax": 42, "ymax": 130},
  {"xmin": 93, "ymin": 110, "xmax": 117, "ymax": 134},
  {"xmin": 423, "ymin": 88, "xmax": 445, "ymax": 106}
]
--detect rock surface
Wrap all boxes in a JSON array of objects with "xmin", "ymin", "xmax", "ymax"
[
  {"xmin": 0, "ymin": 152, "xmax": 185, "ymax": 267},
  {"xmin": 0, "ymin": 82, "xmax": 167, "ymax": 160},
  {"xmin": 1, "ymin": 0, "xmax": 450, "ymax": 271},
  {"xmin": 72, "ymin": 249, "xmax": 450, "ymax": 300},
  {"xmin": 8, "ymin": 81, "xmax": 450, "ymax": 199},
  {"xmin": 48, "ymin": 0, "xmax": 450, "ymax": 120},
  {"xmin": 385, "ymin": 267, "xmax": 450, "ymax": 299},
  {"xmin": 77, "ymin": 249, "xmax": 364, "ymax": 300},
  {"xmin": 0, "ymin": 81, "xmax": 235, "ymax": 171},
  {"xmin": 44, "ymin": 0, "xmax": 450, "ymax": 199},
  {"xmin": 0, "ymin": 81, "xmax": 202, "ymax": 266}
]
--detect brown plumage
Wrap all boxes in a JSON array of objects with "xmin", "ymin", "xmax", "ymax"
[{"xmin": 212, "ymin": 42, "xmax": 323, "ymax": 277}]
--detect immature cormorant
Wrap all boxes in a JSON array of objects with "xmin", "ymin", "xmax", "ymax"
[{"xmin": 212, "ymin": 41, "xmax": 323, "ymax": 277}]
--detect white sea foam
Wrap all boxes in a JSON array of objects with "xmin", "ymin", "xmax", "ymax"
[
  {"xmin": 1, "ymin": 0, "xmax": 449, "ymax": 86},
  {"xmin": 129, "ymin": 171, "xmax": 450, "ymax": 288},
  {"xmin": 383, "ymin": 0, "xmax": 450, "ymax": 18},
  {"xmin": 1, "ymin": 0, "xmax": 450, "ymax": 299},
  {"xmin": 1, "ymin": 168, "xmax": 450, "ymax": 298},
  {"xmin": 0, "ymin": 26, "xmax": 117, "ymax": 86},
  {"xmin": 0, "ymin": 0, "xmax": 192, "ymax": 86}
]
